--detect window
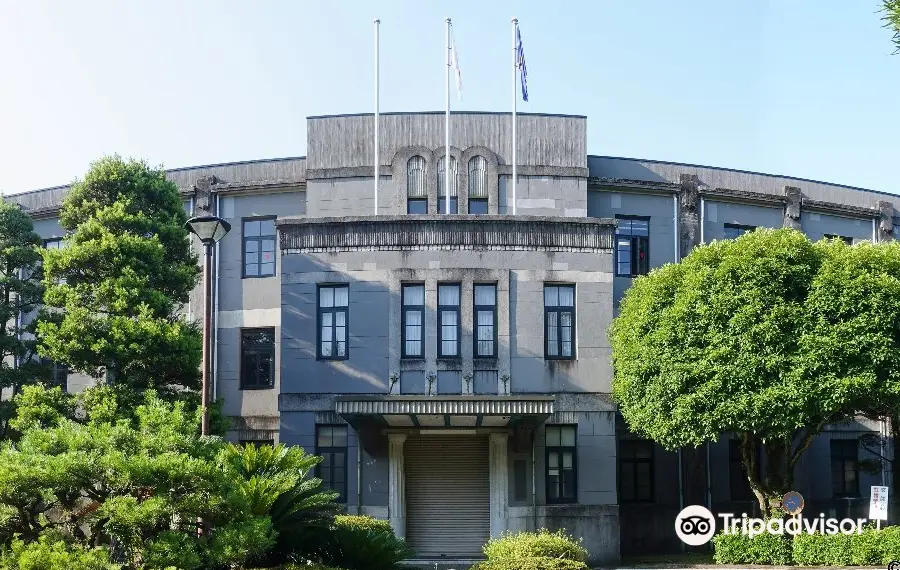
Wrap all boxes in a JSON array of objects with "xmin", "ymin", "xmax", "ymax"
[
  {"xmin": 316, "ymin": 425, "xmax": 348, "ymax": 503},
  {"xmin": 544, "ymin": 285, "xmax": 575, "ymax": 359},
  {"xmin": 546, "ymin": 425, "xmax": 577, "ymax": 503},
  {"xmin": 407, "ymin": 156, "xmax": 427, "ymax": 214},
  {"xmin": 468, "ymin": 156, "xmax": 488, "ymax": 214},
  {"xmin": 474, "ymin": 284, "xmax": 497, "ymax": 358},
  {"xmin": 729, "ymin": 439, "xmax": 753, "ymax": 501},
  {"xmin": 40, "ymin": 357, "xmax": 68, "ymax": 391},
  {"xmin": 438, "ymin": 283, "xmax": 460, "ymax": 358},
  {"xmin": 831, "ymin": 439, "xmax": 859, "ymax": 497},
  {"xmin": 318, "ymin": 285, "xmax": 349, "ymax": 360},
  {"xmin": 243, "ymin": 218, "xmax": 276, "ymax": 277},
  {"xmin": 43, "ymin": 238, "xmax": 64, "ymax": 250},
  {"xmin": 724, "ymin": 223, "xmax": 756, "ymax": 240},
  {"xmin": 825, "ymin": 234, "xmax": 854, "ymax": 245},
  {"xmin": 619, "ymin": 439, "xmax": 653, "ymax": 503},
  {"xmin": 437, "ymin": 155, "xmax": 459, "ymax": 214},
  {"xmin": 240, "ymin": 328, "xmax": 275, "ymax": 389},
  {"xmin": 615, "ymin": 216, "xmax": 650, "ymax": 277},
  {"xmin": 402, "ymin": 284, "xmax": 425, "ymax": 358}
]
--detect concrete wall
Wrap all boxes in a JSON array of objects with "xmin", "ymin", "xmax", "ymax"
[
  {"xmin": 801, "ymin": 211, "xmax": 875, "ymax": 243},
  {"xmin": 702, "ymin": 200, "xmax": 784, "ymax": 241}
]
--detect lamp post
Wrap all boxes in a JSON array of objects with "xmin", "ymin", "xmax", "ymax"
[{"xmin": 185, "ymin": 215, "xmax": 231, "ymax": 436}]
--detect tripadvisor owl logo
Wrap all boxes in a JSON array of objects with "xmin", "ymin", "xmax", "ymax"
[{"xmin": 674, "ymin": 492, "xmax": 868, "ymax": 546}]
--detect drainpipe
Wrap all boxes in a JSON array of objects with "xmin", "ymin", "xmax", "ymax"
[
  {"xmin": 212, "ymin": 193, "xmax": 221, "ymax": 402},
  {"xmin": 699, "ymin": 196, "xmax": 705, "ymax": 244},
  {"xmin": 357, "ymin": 437, "xmax": 363, "ymax": 515},
  {"xmin": 673, "ymin": 194, "xmax": 680, "ymax": 261},
  {"xmin": 873, "ymin": 218, "xmax": 877, "ymax": 243},
  {"xmin": 532, "ymin": 435, "xmax": 537, "ymax": 531}
]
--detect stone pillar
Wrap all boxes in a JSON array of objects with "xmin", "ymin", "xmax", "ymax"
[
  {"xmin": 678, "ymin": 174, "xmax": 701, "ymax": 258},
  {"xmin": 388, "ymin": 433, "xmax": 407, "ymax": 539},
  {"xmin": 783, "ymin": 186, "xmax": 802, "ymax": 230},
  {"xmin": 489, "ymin": 432, "xmax": 510, "ymax": 538},
  {"xmin": 877, "ymin": 200, "xmax": 894, "ymax": 243}
]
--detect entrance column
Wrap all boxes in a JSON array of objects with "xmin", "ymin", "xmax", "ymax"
[
  {"xmin": 388, "ymin": 433, "xmax": 407, "ymax": 539},
  {"xmin": 489, "ymin": 432, "xmax": 509, "ymax": 538}
]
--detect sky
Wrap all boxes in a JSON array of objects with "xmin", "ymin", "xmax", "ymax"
[{"xmin": 1, "ymin": 1, "xmax": 899, "ymax": 195}]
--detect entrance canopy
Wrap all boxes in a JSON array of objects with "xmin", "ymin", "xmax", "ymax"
[{"xmin": 334, "ymin": 395, "xmax": 554, "ymax": 432}]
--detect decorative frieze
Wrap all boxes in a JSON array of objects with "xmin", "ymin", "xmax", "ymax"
[{"xmin": 277, "ymin": 215, "xmax": 615, "ymax": 254}]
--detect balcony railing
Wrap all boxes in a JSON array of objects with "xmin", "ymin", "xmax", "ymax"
[{"xmin": 276, "ymin": 215, "xmax": 616, "ymax": 254}]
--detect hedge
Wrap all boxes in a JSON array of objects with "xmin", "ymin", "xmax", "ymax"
[
  {"xmin": 712, "ymin": 525, "xmax": 900, "ymax": 565},
  {"xmin": 482, "ymin": 529, "xmax": 588, "ymax": 562}
]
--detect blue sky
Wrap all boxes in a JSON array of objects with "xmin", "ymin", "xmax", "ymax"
[{"xmin": 1, "ymin": 0, "xmax": 898, "ymax": 195}]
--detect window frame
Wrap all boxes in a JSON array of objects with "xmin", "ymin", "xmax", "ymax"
[
  {"xmin": 824, "ymin": 234, "xmax": 854, "ymax": 245},
  {"xmin": 317, "ymin": 284, "xmax": 350, "ymax": 361},
  {"xmin": 407, "ymin": 155, "xmax": 427, "ymax": 213},
  {"xmin": 239, "ymin": 327, "xmax": 276, "ymax": 390},
  {"xmin": 545, "ymin": 425, "xmax": 578, "ymax": 505},
  {"xmin": 619, "ymin": 439, "xmax": 654, "ymax": 504},
  {"xmin": 316, "ymin": 425, "xmax": 349, "ymax": 503},
  {"xmin": 437, "ymin": 283, "xmax": 461, "ymax": 359},
  {"xmin": 830, "ymin": 439, "xmax": 860, "ymax": 498},
  {"xmin": 40, "ymin": 357, "xmax": 68, "ymax": 392},
  {"xmin": 438, "ymin": 196, "xmax": 459, "ymax": 215},
  {"xmin": 473, "ymin": 283, "xmax": 498, "ymax": 359},
  {"xmin": 614, "ymin": 215, "xmax": 650, "ymax": 277},
  {"xmin": 723, "ymin": 223, "xmax": 757, "ymax": 240},
  {"xmin": 544, "ymin": 284, "xmax": 576, "ymax": 361},
  {"xmin": 401, "ymin": 283, "xmax": 426, "ymax": 359},
  {"xmin": 242, "ymin": 217, "xmax": 277, "ymax": 279}
]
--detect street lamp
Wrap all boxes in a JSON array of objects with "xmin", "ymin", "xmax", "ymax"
[{"xmin": 185, "ymin": 215, "xmax": 231, "ymax": 436}]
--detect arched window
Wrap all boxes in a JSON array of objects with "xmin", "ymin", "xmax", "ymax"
[
  {"xmin": 437, "ymin": 155, "xmax": 458, "ymax": 214},
  {"xmin": 407, "ymin": 156, "xmax": 427, "ymax": 214},
  {"xmin": 468, "ymin": 156, "xmax": 488, "ymax": 214}
]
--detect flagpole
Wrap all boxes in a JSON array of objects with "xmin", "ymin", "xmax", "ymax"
[
  {"xmin": 374, "ymin": 18, "xmax": 380, "ymax": 215},
  {"xmin": 445, "ymin": 18, "xmax": 451, "ymax": 215},
  {"xmin": 511, "ymin": 18, "xmax": 518, "ymax": 215}
]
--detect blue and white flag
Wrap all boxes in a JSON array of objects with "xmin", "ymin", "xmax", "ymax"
[{"xmin": 516, "ymin": 26, "xmax": 528, "ymax": 102}]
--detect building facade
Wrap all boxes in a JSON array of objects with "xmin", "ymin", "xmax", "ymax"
[{"xmin": 5, "ymin": 111, "xmax": 896, "ymax": 563}]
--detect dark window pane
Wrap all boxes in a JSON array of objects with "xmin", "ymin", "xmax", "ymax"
[
  {"xmin": 408, "ymin": 199, "xmax": 428, "ymax": 214},
  {"xmin": 469, "ymin": 199, "xmax": 488, "ymax": 215}
]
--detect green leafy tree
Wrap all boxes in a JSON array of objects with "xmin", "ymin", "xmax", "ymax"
[
  {"xmin": 883, "ymin": 0, "xmax": 900, "ymax": 52},
  {"xmin": 37, "ymin": 156, "xmax": 201, "ymax": 396},
  {"xmin": 0, "ymin": 200, "xmax": 45, "ymax": 441},
  {"xmin": 611, "ymin": 228, "xmax": 900, "ymax": 516}
]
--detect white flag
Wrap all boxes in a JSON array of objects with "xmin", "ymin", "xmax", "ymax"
[{"xmin": 450, "ymin": 26, "xmax": 462, "ymax": 100}]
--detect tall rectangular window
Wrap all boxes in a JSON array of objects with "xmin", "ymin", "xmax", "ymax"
[
  {"xmin": 438, "ymin": 284, "xmax": 460, "ymax": 358},
  {"xmin": 318, "ymin": 285, "xmax": 349, "ymax": 360},
  {"xmin": 402, "ymin": 284, "xmax": 425, "ymax": 358},
  {"xmin": 243, "ymin": 218, "xmax": 276, "ymax": 278},
  {"xmin": 724, "ymin": 223, "xmax": 756, "ymax": 240},
  {"xmin": 824, "ymin": 234, "xmax": 854, "ymax": 245},
  {"xmin": 615, "ymin": 216, "xmax": 650, "ymax": 277},
  {"xmin": 544, "ymin": 285, "xmax": 575, "ymax": 360},
  {"xmin": 831, "ymin": 439, "xmax": 859, "ymax": 498},
  {"xmin": 619, "ymin": 439, "xmax": 654, "ymax": 503},
  {"xmin": 240, "ymin": 328, "xmax": 275, "ymax": 389},
  {"xmin": 474, "ymin": 284, "xmax": 497, "ymax": 358},
  {"xmin": 729, "ymin": 439, "xmax": 753, "ymax": 501},
  {"xmin": 40, "ymin": 357, "xmax": 68, "ymax": 392},
  {"xmin": 316, "ymin": 425, "xmax": 348, "ymax": 503},
  {"xmin": 546, "ymin": 425, "xmax": 577, "ymax": 504}
]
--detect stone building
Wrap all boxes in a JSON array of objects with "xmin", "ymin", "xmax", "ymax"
[{"xmin": 5, "ymin": 111, "xmax": 895, "ymax": 563}]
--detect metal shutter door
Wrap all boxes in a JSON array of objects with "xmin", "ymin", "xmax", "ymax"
[{"xmin": 405, "ymin": 435, "xmax": 490, "ymax": 558}]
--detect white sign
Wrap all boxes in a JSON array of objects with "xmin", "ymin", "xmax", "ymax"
[{"xmin": 869, "ymin": 486, "xmax": 889, "ymax": 521}]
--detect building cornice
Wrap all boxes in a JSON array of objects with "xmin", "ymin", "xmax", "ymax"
[{"xmin": 277, "ymin": 215, "xmax": 616, "ymax": 254}]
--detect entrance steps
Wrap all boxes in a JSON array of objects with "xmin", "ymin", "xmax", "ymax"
[{"xmin": 400, "ymin": 558, "xmax": 482, "ymax": 570}]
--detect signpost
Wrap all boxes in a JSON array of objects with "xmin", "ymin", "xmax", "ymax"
[{"xmin": 870, "ymin": 485, "xmax": 889, "ymax": 529}]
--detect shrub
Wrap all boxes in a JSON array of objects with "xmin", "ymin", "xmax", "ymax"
[
  {"xmin": 792, "ymin": 526, "xmax": 900, "ymax": 566},
  {"xmin": 482, "ymin": 529, "xmax": 587, "ymax": 563},
  {"xmin": 316, "ymin": 515, "xmax": 413, "ymax": 570},
  {"xmin": 0, "ymin": 536, "xmax": 120, "ymax": 570},
  {"xmin": 711, "ymin": 531, "xmax": 792, "ymax": 565},
  {"xmin": 471, "ymin": 557, "xmax": 588, "ymax": 570}
]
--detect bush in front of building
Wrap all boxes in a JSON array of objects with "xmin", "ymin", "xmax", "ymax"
[
  {"xmin": 481, "ymin": 528, "xmax": 588, "ymax": 562},
  {"xmin": 792, "ymin": 526, "xmax": 900, "ymax": 566},
  {"xmin": 711, "ymin": 531, "xmax": 792, "ymax": 565},
  {"xmin": 0, "ymin": 535, "xmax": 120, "ymax": 570},
  {"xmin": 312, "ymin": 514, "xmax": 413, "ymax": 570},
  {"xmin": 471, "ymin": 529, "xmax": 589, "ymax": 570}
]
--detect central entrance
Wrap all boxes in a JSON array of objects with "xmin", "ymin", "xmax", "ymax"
[{"xmin": 404, "ymin": 434, "xmax": 491, "ymax": 558}]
